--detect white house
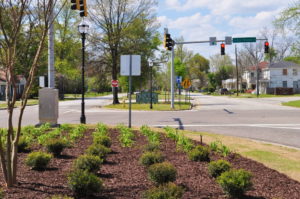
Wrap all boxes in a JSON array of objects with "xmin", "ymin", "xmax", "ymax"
[
  {"xmin": 242, "ymin": 61, "xmax": 300, "ymax": 94},
  {"xmin": 0, "ymin": 70, "xmax": 27, "ymax": 100}
]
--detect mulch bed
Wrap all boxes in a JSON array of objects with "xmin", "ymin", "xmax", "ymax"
[{"xmin": 1, "ymin": 128, "xmax": 300, "ymax": 199}]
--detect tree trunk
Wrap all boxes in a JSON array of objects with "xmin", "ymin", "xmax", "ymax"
[{"xmin": 112, "ymin": 48, "xmax": 119, "ymax": 104}]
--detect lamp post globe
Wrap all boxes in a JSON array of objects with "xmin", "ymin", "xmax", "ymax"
[{"xmin": 78, "ymin": 21, "xmax": 89, "ymax": 124}]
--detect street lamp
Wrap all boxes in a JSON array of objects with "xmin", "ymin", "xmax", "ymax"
[
  {"xmin": 149, "ymin": 60, "xmax": 154, "ymax": 109},
  {"xmin": 78, "ymin": 21, "xmax": 89, "ymax": 124}
]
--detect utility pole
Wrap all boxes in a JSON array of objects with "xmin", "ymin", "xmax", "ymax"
[
  {"xmin": 235, "ymin": 45, "xmax": 239, "ymax": 96},
  {"xmin": 256, "ymin": 44, "xmax": 260, "ymax": 97},
  {"xmin": 48, "ymin": 0, "xmax": 55, "ymax": 88},
  {"xmin": 171, "ymin": 47, "xmax": 175, "ymax": 109}
]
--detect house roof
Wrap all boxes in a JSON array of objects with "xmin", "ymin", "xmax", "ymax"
[
  {"xmin": 269, "ymin": 61, "xmax": 300, "ymax": 68},
  {"xmin": 247, "ymin": 61, "xmax": 269, "ymax": 71},
  {"xmin": 0, "ymin": 69, "xmax": 25, "ymax": 83}
]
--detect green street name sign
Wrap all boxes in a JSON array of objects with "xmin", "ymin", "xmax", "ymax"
[{"xmin": 232, "ymin": 37, "xmax": 256, "ymax": 43}]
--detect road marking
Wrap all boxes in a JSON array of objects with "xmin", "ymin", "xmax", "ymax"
[{"xmin": 152, "ymin": 123, "xmax": 300, "ymax": 130}]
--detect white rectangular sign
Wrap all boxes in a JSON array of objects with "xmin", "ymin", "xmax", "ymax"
[
  {"xmin": 120, "ymin": 55, "xmax": 141, "ymax": 76},
  {"xmin": 39, "ymin": 76, "xmax": 45, "ymax": 88}
]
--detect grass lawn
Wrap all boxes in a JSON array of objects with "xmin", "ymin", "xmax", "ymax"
[
  {"xmin": 105, "ymin": 102, "xmax": 191, "ymax": 111},
  {"xmin": 0, "ymin": 99, "xmax": 39, "ymax": 109},
  {"xmin": 178, "ymin": 130, "xmax": 300, "ymax": 182},
  {"xmin": 65, "ymin": 92, "xmax": 112, "ymax": 99},
  {"xmin": 282, "ymin": 100, "xmax": 300, "ymax": 108}
]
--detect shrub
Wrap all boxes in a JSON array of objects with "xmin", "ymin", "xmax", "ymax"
[
  {"xmin": 188, "ymin": 145, "xmax": 210, "ymax": 162},
  {"xmin": 118, "ymin": 125, "xmax": 135, "ymax": 147},
  {"xmin": 144, "ymin": 143, "xmax": 160, "ymax": 152},
  {"xmin": 0, "ymin": 187, "xmax": 4, "ymax": 199},
  {"xmin": 93, "ymin": 135, "xmax": 111, "ymax": 148},
  {"xmin": 18, "ymin": 137, "xmax": 30, "ymax": 152},
  {"xmin": 25, "ymin": 151, "xmax": 52, "ymax": 170},
  {"xmin": 164, "ymin": 127, "xmax": 178, "ymax": 141},
  {"xmin": 139, "ymin": 152, "xmax": 164, "ymax": 167},
  {"xmin": 176, "ymin": 135, "xmax": 194, "ymax": 152},
  {"xmin": 37, "ymin": 129, "xmax": 62, "ymax": 145},
  {"xmin": 59, "ymin": 124, "xmax": 73, "ymax": 132},
  {"xmin": 69, "ymin": 124, "xmax": 86, "ymax": 141},
  {"xmin": 217, "ymin": 169, "xmax": 252, "ymax": 198},
  {"xmin": 74, "ymin": 155, "xmax": 103, "ymax": 173},
  {"xmin": 209, "ymin": 141, "xmax": 220, "ymax": 152},
  {"xmin": 68, "ymin": 170, "xmax": 103, "ymax": 196},
  {"xmin": 208, "ymin": 160, "xmax": 231, "ymax": 178},
  {"xmin": 85, "ymin": 144, "xmax": 111, "ymax": 159},
  {"xmin": 44, "ymin": 138, "xmax": 68, "ymax": 156},
  {"xmin": 143, "ymin": 183, "xmax": 184, "ymax": 199},
  {"xmin": 148, "ymin": 162, "xmax": 177, "ymax": 185}
]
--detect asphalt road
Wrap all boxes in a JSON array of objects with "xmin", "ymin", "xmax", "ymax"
[{"xmin": 1, "ymin": 93, "xmax": 300, "ymax": 148}]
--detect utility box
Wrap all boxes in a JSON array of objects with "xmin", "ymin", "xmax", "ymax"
[
  {"xmin": 136, "ymin": 92, "xmax": 158, "ymax": 104},
  {"xmin": 39, "ymin": 88, "xmax": 59, "ymax": 125}
]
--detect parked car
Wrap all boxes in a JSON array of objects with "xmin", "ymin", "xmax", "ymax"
[{"xmin": 219, "ymin": 88, "xmax": 229, "ymax": 95}]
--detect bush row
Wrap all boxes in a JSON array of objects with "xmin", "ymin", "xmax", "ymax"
[
  {"xmin": 139, "ymin": 126, "xmax": 184, "ymax": 199},
  {"xmin": 68, "ymin": 123, "xmax": 111, "ymax": 197}
]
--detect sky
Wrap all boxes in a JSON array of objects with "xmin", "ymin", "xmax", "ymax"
[{"xmin": 156, "ymin": 0, "xmax": 296, "ymax": 59}]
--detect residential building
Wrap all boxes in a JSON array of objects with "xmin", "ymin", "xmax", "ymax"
[
  {"xmin": 242, "ymin": 61, "xmax": 300, "ymax": 94},
  {"xmin": 0, "ymin": 70, "xmax": 27, "ymax": 100}
]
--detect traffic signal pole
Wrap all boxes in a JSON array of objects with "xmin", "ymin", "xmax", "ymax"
[{"xmin": 171, "ymin": 47, "xmax": 175, "ymax": 109}]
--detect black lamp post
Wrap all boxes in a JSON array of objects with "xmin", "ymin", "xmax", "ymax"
[
  {"xmin": 149, "ymin": 60, "xmax": 154, "ymax": 109},
  {"xmin": 78, "ymin": 21, "xmax": 89, "ymax": 124}
]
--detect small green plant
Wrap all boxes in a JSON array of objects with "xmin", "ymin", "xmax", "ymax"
[
  {"xmin": 37, "ymin": 128, "xmax": 62, "ymax": 145},
  {"xmin": 69, "ymin": 124, "xmax": 87, "ymax": 141},
  {"xmin": 73, "ymin": 155, "xmax": 103, "ymax": 173},
  {"xmin": 44, "ymin": 138, "xmax": 68, "ymax": 156},
  {"xmin": 148, "ymin": 162, "xmax": 177, "ymax": 185},
  {"xmin": 164, "ymin": 127, "xmax": 178, "ymax": 141},
  {"xmin": 176, "ymin": 134, "xmax": 194, "ymax": 152},
  {"xmin": 140, "ymin": 125, "xmax": 152, "ymax": 136},
  {"xmin": 143, "ymin": 182, "xmax": 184, "ymax": 199},
  {"xmin": 209, "ymin": 141, "xmax": 220, "ymax": 152},
  {"xmin": 188, "ymin": 145, "xmax": 210, "ymax": 162},
  {"xmin": 209, "ymin": 141, "xmax": 231, "ymax": 157},
  {"xmin": 17, "ymin": 136, "xmax": 30, "ymax": 152},
  {"xmin": 93, "ymin": 135, "xmax": 111, "ymax": 148},
  {"xmin": 117, "ymin": 124, "xmax": 135, "ymax": 147},
  {"xmin": 144, "ymin": 143, "xmax": 160, "ymax": 152},
  {"xmin": 208, "ymin": 160, "xmax": 231, "ymax": 178},
  {"xmin": 85, "ymin": 144, "xmax": 111, "ymax": 159},
  {"xmin": 139, "ymin": 151, "xmax": 164, "ymax": 167},
  {"xmin": 59, "ymin": 124, "xmax": 73, "ymax": 132},
  {"xmin": 25, "ymin": 151, "xmax": 52, "ymax": 170},
  {"xmin": 217, "ymin": 169, "xmax": 252, "ymax": 198},
  {"xmin": 68, "ymin": 170, "xmax": 103, "ymax": 196},
  {"xmin": 94, "ymin": 123, "xmax": 108, "ymax": 136}
]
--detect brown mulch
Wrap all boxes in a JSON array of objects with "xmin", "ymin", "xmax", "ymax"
[{"xmin": 1, "ymin": 128, "xmax": 300, "ymax": 199}]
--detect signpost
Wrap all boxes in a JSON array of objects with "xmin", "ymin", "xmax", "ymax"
[
  {"xmin": 233, "ymin": 37, "xmax": 256, "ymax": 43},
  {"xmin": 120, "ymin": 55, "xmax": 141, "ymax": 128}
]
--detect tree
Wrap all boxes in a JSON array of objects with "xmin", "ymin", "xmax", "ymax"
[
  {"xmin": 187, "ymin": 53, "xmax": 209, "ymax": 89},
  {"xmin": 0, "ymin": 0, "xmax": 65, "ymax": 187},
  {"xmin": 209, "ymin": 54, "xmax": 233, "ymax": 72},
  {"xmin": 90, "ymin": 0, "xmax": 157, "ymax": 104},
  {"xmin": 215, "ymin": 65, "xmax": 234, "ymax": 87}
]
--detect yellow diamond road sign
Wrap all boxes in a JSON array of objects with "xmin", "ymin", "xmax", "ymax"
[{"xmin": 181, "ymin": 79, "xmax": 191, "ymax": 89}]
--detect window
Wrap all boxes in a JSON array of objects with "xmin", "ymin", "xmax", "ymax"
[
  {"xmin": 250, "ymin": 72, "xmax": 254, "ymax": 78},
  {"xmin": 293, "ymin": 81, "xmax": 298, "ymax": 89},
  {"xmin": 283, "ymin": 81, "xmax": 288, "ymax": 88},
  {"xmin": 293, "ymin": 69, "xmax": 298, "ymax": 76},
  {"xmin": 283, "ymin": 69, "xmax": 288, "ymax": 75}
]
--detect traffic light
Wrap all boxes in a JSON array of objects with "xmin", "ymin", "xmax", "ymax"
[
  {"xmin": 221, "ymin": 43, "xmax": 225, "ymax": 55},
  {"xmin": 79, "ymin": 0, "xmax": 88, "ymax": 17},
  {"xmin": 264, "ymin": 41, "xmax": 269, "ymax": 53},
  {"xmin": 71, "ymin": 0, "xmax": 80, "ymax": 10},
  {"xmin": 164, "ymin": 33, "xmax": 174, "ymax": 51}
]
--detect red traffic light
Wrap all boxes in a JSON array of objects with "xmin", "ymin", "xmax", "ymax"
[
  {"xmin": 265, "ymin": 41, "xmax": 269, "ymax": 46},
  {"xmin": 221, "ymin": 43, "xmax": 225, "ymax": 55},
  {"xmin": 264, "ymin": 41, "xmax": 269, "ymax": 53}
]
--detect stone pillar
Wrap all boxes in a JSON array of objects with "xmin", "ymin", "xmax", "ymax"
[{"xmin": 39, "ymin": 88, "xmax": 59, "ymax": 125}]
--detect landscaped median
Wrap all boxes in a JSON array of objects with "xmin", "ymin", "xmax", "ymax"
[
  {"xmin": 0, "ymin": 124, "xmax": 300, "ymax": 198},
  {"xmin": 282, "ymin": 100, "xmax": 300, "ymax": 108},
  {"xmin": 105, "ymin": 102, "xmax": 191, "ymax": 111}
]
